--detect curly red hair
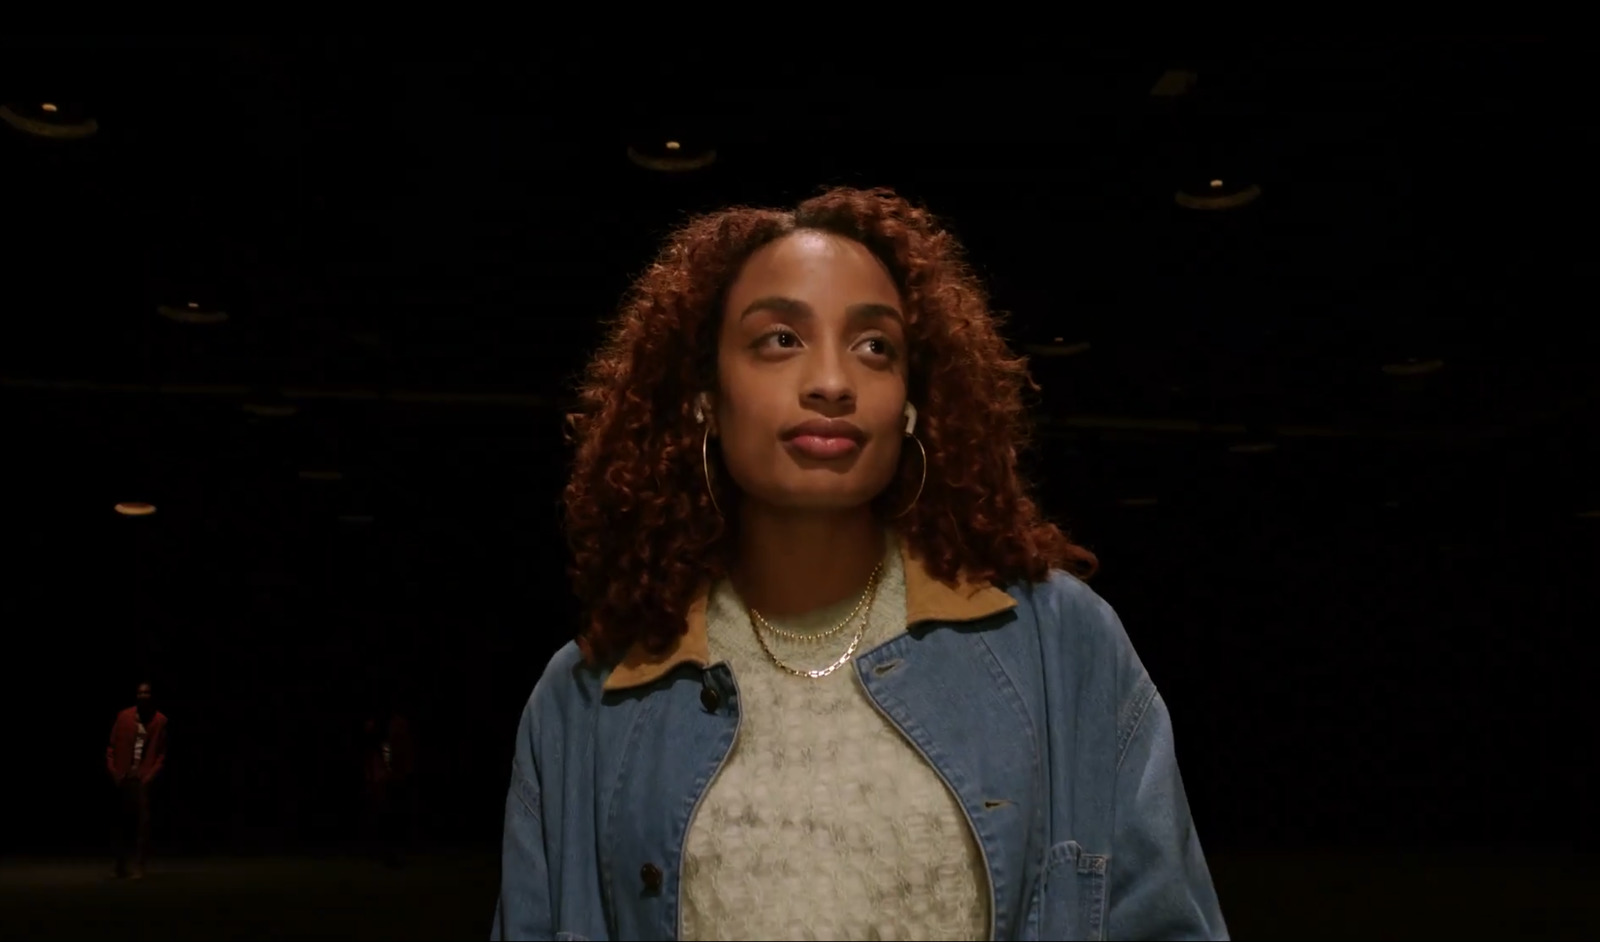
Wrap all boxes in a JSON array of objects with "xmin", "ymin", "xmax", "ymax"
[{"xmin": 563, "ymin": 186, "xmax": 1097, "ymax": 667}]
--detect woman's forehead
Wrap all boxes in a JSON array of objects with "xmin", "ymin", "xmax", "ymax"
[{"xmin": 727, "ymin": 232, "xmax": 900, "ymax": 312}]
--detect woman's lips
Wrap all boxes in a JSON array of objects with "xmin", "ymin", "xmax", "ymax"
[{"xmin": 784, "ymin": 435, "xmax": 862, "ymax": 460}]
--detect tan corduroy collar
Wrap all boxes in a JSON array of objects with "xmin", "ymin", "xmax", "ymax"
[{"xmin": 603, "ymin": 538, "xmax": 1017, "ymax": 692}]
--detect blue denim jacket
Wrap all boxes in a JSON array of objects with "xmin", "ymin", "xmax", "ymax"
[{"xmin": 493, "ymin": 542, "xmax": 1228, "ymax": 941}]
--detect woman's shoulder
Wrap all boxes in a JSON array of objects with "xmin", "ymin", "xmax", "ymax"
[
  {"xmin": 994, "ymin": 569, "xmax": 1149, "ymax": 686},
  {"xmin": 526, "ymin": 640, "xmax": 605, "ymax": 711},
  {"xmin": 1002, "ymin": 568, "xmax": 1124, "ymax": 639}
]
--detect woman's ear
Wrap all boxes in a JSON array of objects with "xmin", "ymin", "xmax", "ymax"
[{"xmin": 695, "ymin": 392, "xmax": 717, "ymax": 434}]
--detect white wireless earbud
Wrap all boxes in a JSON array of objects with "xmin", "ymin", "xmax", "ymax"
[{"xmin": 903, "ymin": 402, "xmax": 918, "ymax": 437}]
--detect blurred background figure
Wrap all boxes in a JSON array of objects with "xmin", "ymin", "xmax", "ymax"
[
  {"xmin": 106, "ymin": 681, "xmax": 167, "ymax": 879},
  {"xmin": 362, "ymin": 696, "xmax": 416, "ymax": 868}
]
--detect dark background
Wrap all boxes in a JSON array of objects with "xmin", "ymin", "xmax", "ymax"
[{"xmin": 2, "ymin": 34, "xmax": 1595, "ymax": 940}]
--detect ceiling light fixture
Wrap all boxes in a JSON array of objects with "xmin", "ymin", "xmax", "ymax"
[
  {"xmin": 1176, "ymin": 179, "xmax": 1262, "ymax": 211},
  {"xmin": 627, "ymin": 139, "xmax": 716, "ymax": 173},
  {"xmin": 158, "ymin": 302, "xmax": 229, "ymax": 325},
  {"xmin": 115, "ymin": 502, "xmax": 157, "ymax": 516},
  {"xmin": 0, "ymin": 102, "xmax": 98, "ymax": 140}
]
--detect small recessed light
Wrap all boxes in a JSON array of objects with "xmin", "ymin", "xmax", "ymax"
[
  {"xmin": 1176, "ymin": 182, "xmax": 1262, "ymax": 211},
  {"xmin": 0, "ymin": 103, "xmax": 97, "ymax": 139},
  {"xmin": 158, "ymin": 303, "xmax": 229, "ymax": 325},
  {"xmin": 627, "ymin": 141, "xmax": 717, "ymax": 173},
  {"xmin": 115, "ymin": 502, "xmax": 157, "ymax": 516}
]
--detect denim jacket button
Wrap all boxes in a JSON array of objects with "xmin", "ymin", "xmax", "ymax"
[
  {"xmin": 700, "ymin": 686, "xmax": 720, "ymax": 712},
  {"xmin": 640, "ymin": 862, "xmax": 664, "ymax": 892}
]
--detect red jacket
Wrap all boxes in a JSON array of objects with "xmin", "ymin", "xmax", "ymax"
[
  {"xmin": 363, "ymin": 714, "xmax": 415, "ymax": 789},
  {"xmin": 106, "ymin": 707, "xmax": 167, "ymax": 783}
]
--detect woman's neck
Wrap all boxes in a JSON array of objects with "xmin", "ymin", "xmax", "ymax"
[{"xmin": 731, "ymin": 503, "xmax": 885, "ymax": 618}]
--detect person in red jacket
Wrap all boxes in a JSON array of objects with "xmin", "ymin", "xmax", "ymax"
[
  {"xmin": 106, "ymin": 681, "xmax": 167, "ymax": 879},
  {"xmin": 362, "ymin": 704, "xmax": 416, "ymax": 868}
]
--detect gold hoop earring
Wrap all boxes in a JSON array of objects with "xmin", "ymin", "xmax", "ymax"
[
  {"xmin": 701, "ymin": 425, "xmax": 724, "ymax": 519},
  {"xmin": 889, "ymin": 434, "xmax": 926, "ymax": 519}
]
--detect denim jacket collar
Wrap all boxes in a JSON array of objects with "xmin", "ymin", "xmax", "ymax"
[{"xmin": 603, "ymin": 539, "xmax": 1018, "ymax": 692}]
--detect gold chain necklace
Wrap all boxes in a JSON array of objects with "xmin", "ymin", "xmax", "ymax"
[
  {"xmin": 747, "ymin": 561, "xmax": 883, "ymax": 644},
  {"xmin": 748, "ymin": 565, "xmax": 882, "ymax": 679}
]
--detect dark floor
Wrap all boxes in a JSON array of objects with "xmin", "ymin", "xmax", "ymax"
[{"xmin": 0, "ymin": 851, "xmax": 1595, "ymax": 940}]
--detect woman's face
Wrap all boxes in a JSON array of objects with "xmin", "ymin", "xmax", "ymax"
[{"xmin": 709, "ymin": 230, "xmax": 910, "ymax": 513}]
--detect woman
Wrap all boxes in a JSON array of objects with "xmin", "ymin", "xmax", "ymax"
[{"xmin": 493, "ymin": 187, "xmax": 1227, "ymax": 941}]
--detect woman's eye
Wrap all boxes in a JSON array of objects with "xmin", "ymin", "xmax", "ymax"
[
  {"xmin": 862, "ymin": 337, "xmax": 897, "ymax": 358},
  {"xmin": 756, "ymin": 330, "xmax": 895, "ymax": 359},
  {"xmin": 757, "ymin": 329, "xmax": 800, "ymax": 350}
]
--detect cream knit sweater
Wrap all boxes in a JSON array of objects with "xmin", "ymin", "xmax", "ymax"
[{"xmin": 680, "ymin": 532, "xmax": 990, "ymax": 941}]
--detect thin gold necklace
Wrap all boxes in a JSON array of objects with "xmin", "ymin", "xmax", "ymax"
[
  {"xmin": 747, "ymin": 561, "xmax": 883, "ymax": 644},
  {"xmin": 748, "ymin": 564, "xmax": 882, "ymax": 679}
]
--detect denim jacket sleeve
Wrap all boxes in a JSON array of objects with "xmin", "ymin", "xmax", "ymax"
[
  {"xmin": 491, "ymin": 702, "xmax": 555, "ymax": 941},
  {"xmin": 1109, "ymin": 675, "xmax": 1230, "ymax": 940}
]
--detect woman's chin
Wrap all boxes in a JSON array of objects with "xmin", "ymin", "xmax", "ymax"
[{"xmin": 744, "ymin": 486, "xmax": 886, "ymax": 515}]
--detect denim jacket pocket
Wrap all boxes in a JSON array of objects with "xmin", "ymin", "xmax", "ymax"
[{"xmin": 1026, "ymin": 839, "xmax": 1108, "ymax": 941}]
